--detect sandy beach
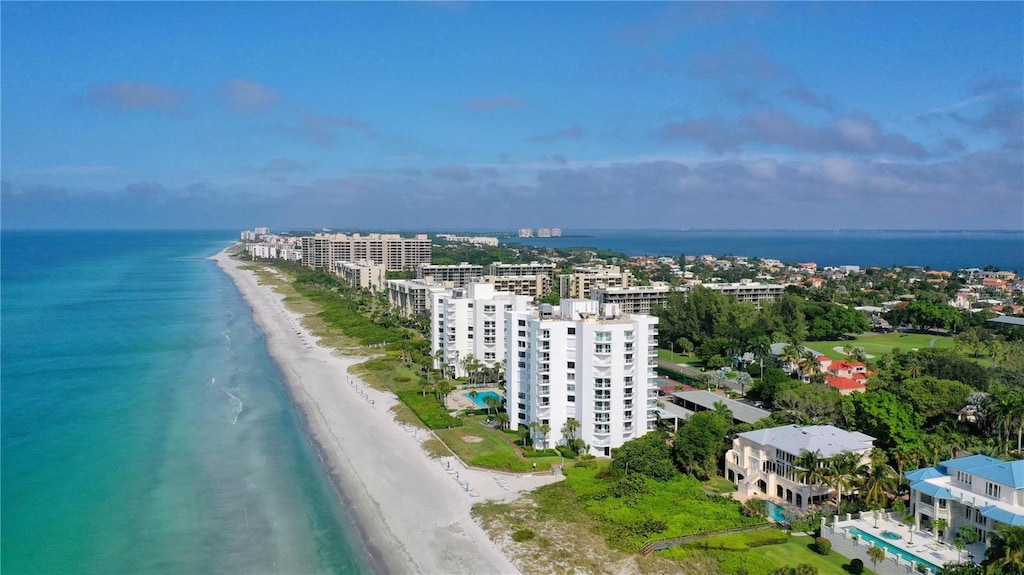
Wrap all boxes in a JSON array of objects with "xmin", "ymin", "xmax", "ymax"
[{"xmin": 214, "ymin": 250, "xmax": 559, "ymax": 574}]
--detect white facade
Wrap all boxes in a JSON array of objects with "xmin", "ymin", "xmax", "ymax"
[
  {"xmin": 725, "ymin": 424, "xmax": 875, "ymax": 509},
  {"xmin": 417, "ymin": 262, "xmax": 484, "ymax": 288},
  {"xmin": 386, "ymin": 279, "xmax": 449, "ymax": 317},
  {"xmin": 301, "ymin": 232, "xmax": 432, "ymax": 271},
  {"xmin": 906, "ymin": 454, "xmax": 1024, "ymax": 548},
  {"xmin": 431, "ymin": 283, "xmax": 532, "ymax": 378},
  {"xmin": 505, "ymin": 300, "xmax": 659, "ymax": 457},
  {"xmin": 333, "ymin": 259, "xmax": 387, "ymax": 291},
  {"xmin": 701, "ymin": 280, "xmax": 785, "ymax": 307}
]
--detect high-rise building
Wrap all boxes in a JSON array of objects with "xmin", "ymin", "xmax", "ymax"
[
  {"xmin": 431, "ymin": 283, "xmax": 532, "ymax": 378},
  {"xmin": 506, "ymin": 300, "xmax": 658, "ymax": 457},
  {"xmin": 301, "ymin": 233, "xmax": 431, "ymax": 271}
]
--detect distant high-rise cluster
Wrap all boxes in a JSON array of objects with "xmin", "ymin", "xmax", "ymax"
[{"xmin": 518, "ymin": 227, "xmax": 561, "ymax": 238}]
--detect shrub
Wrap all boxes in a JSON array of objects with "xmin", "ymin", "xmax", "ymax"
[
  {"xmin": 556, "ymin": 445, "xmax": 579, "ymax": 459},
  {"xmin": 511, "ymin": 528, "xmax": 535, "ymax": 542},
  {"xmin": 813, "ymin": 536, "xmax": 831, "ymax": 555},
  {"xmin": 849, "ymin": 558, "xmax": 864, "ymax": 574},
  {"xmin": 395, "ymin": 390, "xmax": 460, "ymax": 429}
]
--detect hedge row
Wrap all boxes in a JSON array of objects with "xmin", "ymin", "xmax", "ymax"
[{"xmin": 396, "ymin": 390, "xmax": 460, "ymax": 429}]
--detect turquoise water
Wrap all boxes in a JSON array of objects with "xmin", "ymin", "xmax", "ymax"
[
  {"xmin": 465, "ymin": 390, "xmax": 503, "ymax": 408},
  {"xmin": 1, "ymin": 231, "xmax": 372, "ymax": 574},
  {"xmin": 765, "ymin": 501, "xmax": 788, "ymax": 523},
  {"xmin": 846, "ymin": 527, "xmax": 942, "ymax": 573}
]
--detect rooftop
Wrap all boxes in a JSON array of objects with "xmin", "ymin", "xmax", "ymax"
[{"xmin": 737, "ymin": 424, "xmax": 875, "ymax": 458}]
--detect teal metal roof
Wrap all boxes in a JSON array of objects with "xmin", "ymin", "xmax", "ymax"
[
  {"xmin": 981, "ymin": 505, "xmax": 1024, "ymax": 527},
  {"xmin": 942, "ymin": 455, "xmax": 1024, "ymax": 489},
  {"xmin": 910, "ymin": 480, "xmax": 953, "ymax": 499},
  {"xmin": 905, "ymin": 467, "xmax": 944, "ymax": 482}
]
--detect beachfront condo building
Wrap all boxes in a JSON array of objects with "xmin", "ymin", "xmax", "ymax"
[
  {"xmin": 700, "ymin": 280, "xmax": 785, "ymax": 308},
  {"xmin": 483, "ymin": 262, "xmax": 556, "ymax": 299},
  {"xmin": 386, "ymin": 279, "xmax": 450, "ymax": 317},
  {"xmin": 417, "ymin": 263, "xmax": 484, "ymax": 288},
  {"xmin": 482, "ymin": 274, "xmax": 552, "ymax": 299},
  {"xmin": 301, "ymin": 233, "xmax": 432, "ymax": 271},
  {"xmin": 905, "ymin": 454, "xmax": 1024, "ymax": 548},
  {"xmin": 558, "ymin": 265, "xmax": 634, "ymax": 299},
  {"xmin": 724, "ymin": 424, "xmax": 875, "ymax": 509},
  {"xmin": 505, "ymin": 300, "xmax": 659, "ymax": 457},
  {"xmin": 332, "ymin": 259, "xmax": 388, "ymax": 291},
  {"xmin": 430, "ymin": 283, "xmax": 532, "ymax": 378},
  {"xmin": 591, "ymin": 284, "xmax": 674, "ymax": 315}
]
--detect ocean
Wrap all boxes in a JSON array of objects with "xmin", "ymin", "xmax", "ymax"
[
  {"xmin": 502, "ymin": 229, "xmax": 1024, "ymax": 272},
  {"xmin": 1, "ymin": 231, "xmax": 371, "ymax": 574}
]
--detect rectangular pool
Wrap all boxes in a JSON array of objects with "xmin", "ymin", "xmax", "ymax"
[
  {"xmin": 464, "ymin": 390, "xmax": 503, "ymax": 408},
  {"xmin": 845, "ymin": 527, "xmax": 943, "ymax": 573}
]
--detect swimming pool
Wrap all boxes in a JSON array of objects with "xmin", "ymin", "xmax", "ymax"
[
  {"xmin": 845, "ymin": 527, "xmax": 942, "ymax": 573},
  {"xmin": 765, "ymin": 501, "xmax": 788, "ymax": 523},
  {"xmin": 464, "ymin": 390, "xmax": 503, "ymax": 408}
]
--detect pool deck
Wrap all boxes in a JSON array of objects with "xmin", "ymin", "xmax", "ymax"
[
  {"xmin": 446, "ymin": 386, "xmax": 502, "ymax": 411},
  {"xmin": 829, "ymin": 513, "xmax": 984, "ymax": 573}
]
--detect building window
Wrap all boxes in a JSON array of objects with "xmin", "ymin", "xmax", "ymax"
[
  {"xmin": 566, "ymin": 372, "xmax": 575, "ymax": 381},
  {"xmin": 595, "ymin": 331, "xmax": 612, "ymax": 342},
  {"xmin": 567, "ymin": 361, "xmax": 575, "ymax": 369},
  {"xmin": 595, "ymin": 343, "xmax": 611, "ymax": 353},
  {"xmin": 568, "ymin": 327, "xmax": 576, "ymax": 335},
  {"xmin": 986, "ymin": 482, "xmax": 1001, "ymax": 499},
  {"xmin": 518, "ymin": 320, "xmax": 526, "ymax": 326},
  {"xmin": 568, "ymin": 395, "xmax": 575, "ymax": 403},
  {"xmin": 541, "ymin": 330, "xmax": 550, "ymax": 339}
]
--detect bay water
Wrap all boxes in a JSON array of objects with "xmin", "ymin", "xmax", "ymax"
[
  {"xmin": 503, "ymin": 229, "xmax": 1024, "ymax": 272},
  {"xmin": 1, "ymin": 231, "xmax": 371, "ymax": 574}
]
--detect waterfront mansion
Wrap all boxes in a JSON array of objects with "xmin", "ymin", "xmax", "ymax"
[
  {"xmin": 905, "ymin": 454, "xmax": 1024, "ymax": 548},
  {"xmin": 725, "ymin": 424, "xmax": 875, "ymax": 509}
]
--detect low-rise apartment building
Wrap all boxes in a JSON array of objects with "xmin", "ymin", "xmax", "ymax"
[
  {"xmin": 386, "ymin": 279, "xmax": 449, "ymax": 317},
  {"xmin": 430, "ymin": 283, "xmax": 532, "ymax": 378},
  {"xmin": 905, "ymin": 454, "xmax": 1024, "ymax": 548},
  {"xmin": 591, "ymin": 284, "xmax": 674, "ymax": 315},
  {"xmin": 701, "ymin": 280, "xmax": 784, "ymax": 307},
  {"xmin": 332, "ymin": 260, "xmax": 387, "ymax": 291},
  {"xmin": 725, "ymin": 424, "xmax": 875, "ymax": 508},
  {"xmin": 482, "ymin": 275, "xmax": 551, "ymax": 299},
  {"xmin": 505, "ymin": 300, "xmax": 659, "ymax": 457},
  {"xmin": 417, "ymin": 263, "xmax": 484, "ymax": 288},
  {"xmin": 559, "ymin": 265, "xmax": 634, "ymax": 299}
]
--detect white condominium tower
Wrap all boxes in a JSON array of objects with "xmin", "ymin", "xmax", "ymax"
[
  {"xmin": 506, "ymin": 300, "xmax": 658, "ymax": 457},
  {"xmin": 431, "ymin": 283, "xmax": 532, "ymax": 378}
]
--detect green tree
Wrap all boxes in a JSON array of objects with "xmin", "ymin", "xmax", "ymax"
[
  {"xmin": 673, "ymin": 411, "xmax": 729, "ymax": 479},
  {"xmin": 932, "ymin": 518, "xmax": 948, "ymax": 541},
  {"xmin": 954, "ymin": 526, "xmax": 980, "ymax": 562},
  {"xmin": 860, "ymin": 449, "xmax": 897, "ymax": 512},
  {"xmin": 850, "ymin": 391, "xmax": 925, "ymax": 451},
  {"xmin": 985, "ymin": 524, "xmax": 1024, "ymax": 575},
  {"xmin": 867, "ymin": 545, "xmax": 886, "ymax": 573},
  {"xmin": 794, "ymin": 450, "xmax": 828, "ymax": 500},
  {"xmin": 892, "ymin": 376, "xmax": 973, "ymax": 422},
  {"xmin": 825, "ymin": 451, "xmax": 862, "ymax": 508},
  {"xmin": 611, "ymin": 432, "xmax": 676, "ymax": 481}
]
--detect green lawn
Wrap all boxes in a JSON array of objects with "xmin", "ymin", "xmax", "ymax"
[
  {"xmin": 658, "ymin": 349, "xmax": 701, "ymax": 365},
  {"xmin": 662, "ymin": 533, "xmax": 872, "ymax": 575},
  {"xmin": 703, "ymin": 476, "xmax": 738, "ymax": 494},
  {"xmin": 434, "ymin": 422, "xmax": 559, "ymax": 472},
  {"xmin": 810, "ymin": 332, "xmax": 954, "ymax": 360}
]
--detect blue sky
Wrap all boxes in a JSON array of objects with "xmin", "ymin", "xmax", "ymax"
[{"xmin": 2, "ymin": 2, "xmax": 1021, "ymax": 230}]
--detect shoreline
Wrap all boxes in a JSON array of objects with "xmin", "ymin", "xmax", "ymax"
[{"xmin": 213, "ymin": 248, "xmax": 559, "ymax": 574}]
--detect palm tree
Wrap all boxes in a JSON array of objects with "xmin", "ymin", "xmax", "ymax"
[
  {"xmin": 562, "ymin": 418, "xmax": 581, "ymax": 452},
  {"xmin": 985, "ymin": 524, "xmax": 1024, "ymax": 575},
  {"xmin": 780, "ymin": 343, "xmax": 804, "ymax": 377},
  {"xmin": 751, "ymin": 335, "xmax": 772, "ymax": 383},
  {"xmin": 954, "ymin": 526, "xmax": 979, "ymax": 562},
  {"xmin": 539, "ymin": 423, "xmax": 551, "ymax": 449},
  {"xmin": 800, "ymin": 349, "xmax": 820, "ymax": 382},
  {"xmin": 900, "ymin": 507, "xmax": 917, "ymax": 544},
  {"xmin": 825, "ymin": 451, "xmax": 862, "ymax": 509},
  {"xmin": 860, "ymin": 450, "xmax": 897, "ymax": 512},
  {"xmin": 867, "ymin": 545, "xmax": 886, "ymax": 573},
  {"xmin": 483, "ymin": 394, "xmax": 501, "ymax": 417},
  {"xmin": 932, "ymin": 518, "xmax": 948, "ymax": 542},
  {"xmin": 495, "ymin": 412, "xmax": 509, "ymax": 430},
  {"xmin": 794, "ymin": 450, "xmax": 827, "ymax": 504}
]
